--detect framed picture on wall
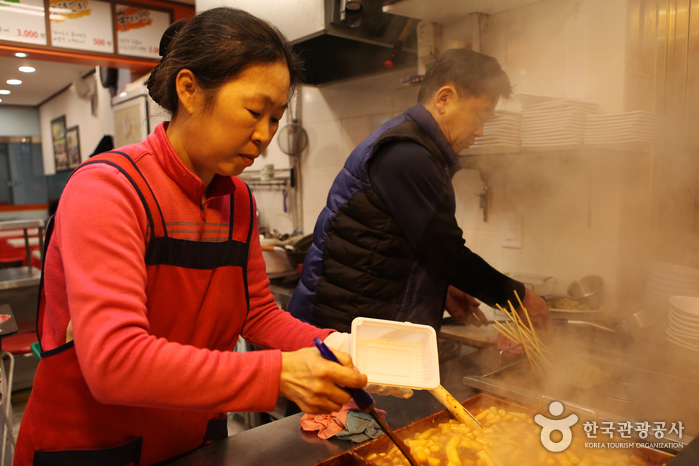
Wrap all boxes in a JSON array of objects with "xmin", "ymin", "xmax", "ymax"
[
  {"xmin": 113, "ymin": 95, "xmax": 149, "ymax": 148},
  {"xmin": 51, "ymin": 115, "xmax": 69, "ymax": 171},
  {"xmin": 66, "ymin": 126, "xmax": 81, "ymax": 169}
]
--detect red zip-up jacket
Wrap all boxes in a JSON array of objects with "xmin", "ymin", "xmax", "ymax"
[{"xmin": 38, "ymin": 123, "xmax": 331, "ymax": 414}]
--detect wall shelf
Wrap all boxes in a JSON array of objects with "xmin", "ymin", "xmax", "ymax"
[
  {"xmin": 459, "ymin": 142, "xmax": 654, "ymax": 157},
  {"xmin": 238, "ymin": 168, "xmax": 293, "ymax": 189}
]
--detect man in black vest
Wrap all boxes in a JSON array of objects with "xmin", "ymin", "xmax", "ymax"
[{"xmin": 289, "ymin": 49, "xmax": 552, "ymax": 336}]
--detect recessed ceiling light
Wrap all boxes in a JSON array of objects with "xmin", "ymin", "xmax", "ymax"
[
  {"xmin": 0, "ymin": 99, "xmax": 3, "ymax": 103},
  {"xmin": 0, "ymin": 90, "xmax": 10, "ymax": 95},
  {"xmin": 6, "ymin": 80, "xmax": 22, "ymax": 85},
  {"xmin": 14, "ymin": 53, "xmax": 28, "ymax": 58},
  {"xmin": 19, "ymin": 66, "xmax": 35, "ymax": 73}
]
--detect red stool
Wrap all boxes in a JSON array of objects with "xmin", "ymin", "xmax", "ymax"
[{"xmin": 1, "ymin": 333, "xmax": 38, "ymax": 357}]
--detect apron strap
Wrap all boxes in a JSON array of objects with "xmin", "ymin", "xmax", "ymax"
[
  {"xmin": 34, "ymin": 214, "xmax": 54, "ymax": 347},
  {"xmin": 80, "ymin": 151, "xmax": 167, "ymax": 239},
  {"xmin": 33, "ymin": 437, "xmax": 142, "ymax": 466},
  {"xmin": 36, "ymin": 151, "xmax": 165, "ymax": 346}
]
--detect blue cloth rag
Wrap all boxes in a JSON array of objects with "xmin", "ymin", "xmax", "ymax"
[{"xmin": 336, "ymin": 411, "xmax": 385, "ymax": 443}]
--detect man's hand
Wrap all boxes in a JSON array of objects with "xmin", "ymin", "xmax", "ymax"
[
  {"xmin": 445, "ymin": 286, "xmax": 489, "ymax": 327},
  {"xmin": 515, "ymin": 288, "xmax": 553, "ymax": 331}
]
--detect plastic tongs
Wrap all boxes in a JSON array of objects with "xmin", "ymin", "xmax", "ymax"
[{"xmin": 313, "ymin": 338, "xmax": 419, "ymax": 466}]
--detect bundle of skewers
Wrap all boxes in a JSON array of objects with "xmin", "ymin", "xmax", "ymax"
[{"xmin": 491, "ymin": 290, "xmax": 552, "ymax": 374}]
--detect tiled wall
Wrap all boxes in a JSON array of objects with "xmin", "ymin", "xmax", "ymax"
[
  {"xmin": 253, "ymin": 0, "xmax": 690, "ymax": 316},
  {"xmin": 297, "ymin": 73, "xmax": 419, "ymax": 235}
]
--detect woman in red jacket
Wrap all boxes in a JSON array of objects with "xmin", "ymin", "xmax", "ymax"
[{"xmin": 15, "ymin": 8, "xmax": 367, "ymax": 465}]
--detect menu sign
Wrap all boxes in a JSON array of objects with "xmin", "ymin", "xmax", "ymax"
[
  {"xmin": 49, "ymin": 0, "xmax": 114, "ymax": 53},
  {"xmin": 116, "ymin": 5, "xmax": 169, "ymax": 59},
  {"xmin": 0, "ymin": 0, "xmax": 48, "ymax": 45}
]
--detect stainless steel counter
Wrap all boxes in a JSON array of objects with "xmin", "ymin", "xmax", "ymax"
[
  {"xmin": 161, "ymin": 346, "xmax": 483, "ymax": 466},
  {"xmin": 163, "ymin": 325, "xmax": 695, "ymax": 465},
  {"xmin": 268, "ymin": 278, "xmax": 298, "ymax": 311}
]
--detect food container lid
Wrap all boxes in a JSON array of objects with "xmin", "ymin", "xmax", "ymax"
[{"xmin": 351, "ymin": 317, "xmax": 440, "ymax": 390}]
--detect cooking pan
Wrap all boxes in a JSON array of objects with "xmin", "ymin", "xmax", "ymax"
[
  {"xmin": 260, "ymin": 234, "xmax": 312, "ymax": 275},
  {"xmin": 285, "ymin": 234, "xmax": 312, "ymax": 268}
]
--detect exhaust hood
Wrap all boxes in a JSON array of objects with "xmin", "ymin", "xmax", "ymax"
[{"xmin": 291, "ymin": 0, "xmax": 417, "ymax": 85}]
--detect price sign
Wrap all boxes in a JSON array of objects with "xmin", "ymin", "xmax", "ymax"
[
  {"xmin": 116, "ymin": 5, "xmax": 169, "ymax": 59},
  {"xmin": 0, "ymin": 0, "xmax": 47, "ymax": 45},
  {"xmin": 49, "ymin": 0, "xmax": 114, "ymax": 53}
]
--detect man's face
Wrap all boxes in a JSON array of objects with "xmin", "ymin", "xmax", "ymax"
[{"xmin": 437, "ymin": 90, "xmax": 498, "ymax": 153}]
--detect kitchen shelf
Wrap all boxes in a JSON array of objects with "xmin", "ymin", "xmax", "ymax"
[
  {"xmin": 383, "ymin": 0, "xmax": 544, "ymax": 25},
  {"xmin": 238, "ymin": 168, "xmax": 292, "ymax": 189},
  {"xmin": 459, "ymin": 142, "xmax": 654, "ymax": 157}
]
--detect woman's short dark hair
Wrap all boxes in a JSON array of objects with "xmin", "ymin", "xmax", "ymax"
[
  {"xmin": 147, "ymin": 7, "xmax": 304, "ymax": 117},
  {"xmin": 417, "ymin": 49, "xmax": 511, "ymax": 104}
]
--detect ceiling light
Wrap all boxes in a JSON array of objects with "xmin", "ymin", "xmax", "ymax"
[
  {"xmin": 6, "ymin": 80, "xmax": 22, "ymax": 85},
  {"xmin": 0, "ymin": 99, "xmax": 2, "ymax": 103},
  {"xmin": 19, "ymin": 66, "xmax": 35, "ymax": 73},
  {"xmin": 14, "ymin": 53, "xmax": 27, "ymax": 58},
  {"xmin": 0, "ymin": 90, "xmax": 10, "ymax": 95}
]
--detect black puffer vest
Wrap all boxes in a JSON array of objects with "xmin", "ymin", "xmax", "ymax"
[{"xmin": 289, "ymin": 106, "xmax": 457, "ymax": 332}]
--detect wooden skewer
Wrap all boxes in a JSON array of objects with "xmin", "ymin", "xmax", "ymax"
[
  {"xmin": 429, "ymin": 385, "xmax": 482, "ymax": 430},
  {"xmin": 492, "ymin": 319, "xmax": 537, "ymax": 369},
  {"xmin": 506, "ymin": 300, "xmax": 547, "ymax": 359},
  {"xmin": 494, "ymin": 296, "xmax": 552, "ymax": 372},
  {"xmin": 513, "ymin": 290, "xmax": 552, "ymax": 356},
  {"xmin": 508, "ymin": 310, "xmax": 544, "ymax": 357},
  {"xmin": 512, "ymin": 297, "xmax": 553, "ymax": 367},
  {"xmin": 492, "ymin": 321, "xmax": 518, "ymax": 341},
  {"xmin": 499, "ymin": 303, "xmax": 536, "ymax": 353},
  {"xmin": 495, "ymin": 305, "xmax": 534, "ymax": 356}
]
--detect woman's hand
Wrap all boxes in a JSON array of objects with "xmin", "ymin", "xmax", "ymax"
[
  {"xmin": 280, "ymin": 347, "xmax": 367, "ymax": 414},
  {"xmin": 445, "ymin": 286, "xmax": 489, "ymax": 327},
  {"xmin": 517, "ymin": 288, "xmax": 553, "ymax": 331}
]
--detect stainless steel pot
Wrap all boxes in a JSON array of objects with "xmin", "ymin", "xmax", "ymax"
[
  {"xmin": 260, "ymin": 234, "xmax": 312, "ymax": 277},
  {"xmin": 567, "ymin": 275, "xmax": 604, "ymax": 309}
]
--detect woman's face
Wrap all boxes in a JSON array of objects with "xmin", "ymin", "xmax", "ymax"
[{"xmin": 180, "ymin": 61, "xmax": 290, "ymax": 182}]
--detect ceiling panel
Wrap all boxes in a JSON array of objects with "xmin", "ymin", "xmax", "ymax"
[
  {"xmin": 0, "ymin": 54, "xmax": 96, "ymax": 107},
  {"xmin": 383, "ymin": 0, "xmax": 545, "ymax": 25}
]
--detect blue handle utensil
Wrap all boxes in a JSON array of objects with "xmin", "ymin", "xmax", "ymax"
[{"xmin": 313, "ymin": 338, "xmax": 419, "ymax": 466}]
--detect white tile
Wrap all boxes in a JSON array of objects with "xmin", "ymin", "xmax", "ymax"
[
  {"xmin": 461, "ymin": 230, "xmax": 504, "ymax": 270},
  {"xmin": 394, "ymin": 87, "xmax": 419, "ymax": 113},
  {"xmin": 453, "ymin": 169, "xmax": 486, "ymax": 231},
  {"xmin": 301, "ymin": 120, "xmax": 349, "ymax": 169},
  {"xmin": 453, "ymin": 167, "xmax": 504, "ymax": 235},
  {"xmin": 340, "ymin": 88, "xmax": 395, "ymax": 120},
  {"xmin": 342, "ymin": 114, "xmax": 393, "ymax": 148},
  {"xmin": 301, "ymin": 86, "xmax": 342, "ymax": 124},
  {"xmin": 499, "ymin": 154, "xmax": 590, "ymax": 238},
  {"xmin": 300, "ymin": 166, "xmax": 342, "ymax": 232}
]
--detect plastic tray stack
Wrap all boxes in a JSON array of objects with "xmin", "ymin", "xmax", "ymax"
[
  {"xmin": 471, "ymin": 110, "xmax": 521, "ymax": 149},
  {"xmin": 667, "ymin": 296, "xmax": 699, "ymax": 354},
  {"xmin": 520, "ymin": 99, "xmax": 598, "ymax": 147},
  {"xmin": 584, "ymin": 111, "xmax": 660, "ymax": 147},
  {"xmin": 643, "ymin": 261, "xmax": 699, "ymax": 313}
]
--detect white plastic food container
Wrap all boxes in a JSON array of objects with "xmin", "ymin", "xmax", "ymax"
[{"xmin": 351, "ymin": 317, "xmax": 440, "ymax": 390}]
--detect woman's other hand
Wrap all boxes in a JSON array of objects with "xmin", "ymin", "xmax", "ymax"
[
  {"xmin": 280, "ymin": 347, "xmax": 367, "ymax": 414},
  {"xmin": 445, "ymin": 286, "xmax": 489, "ymax": 327}
]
